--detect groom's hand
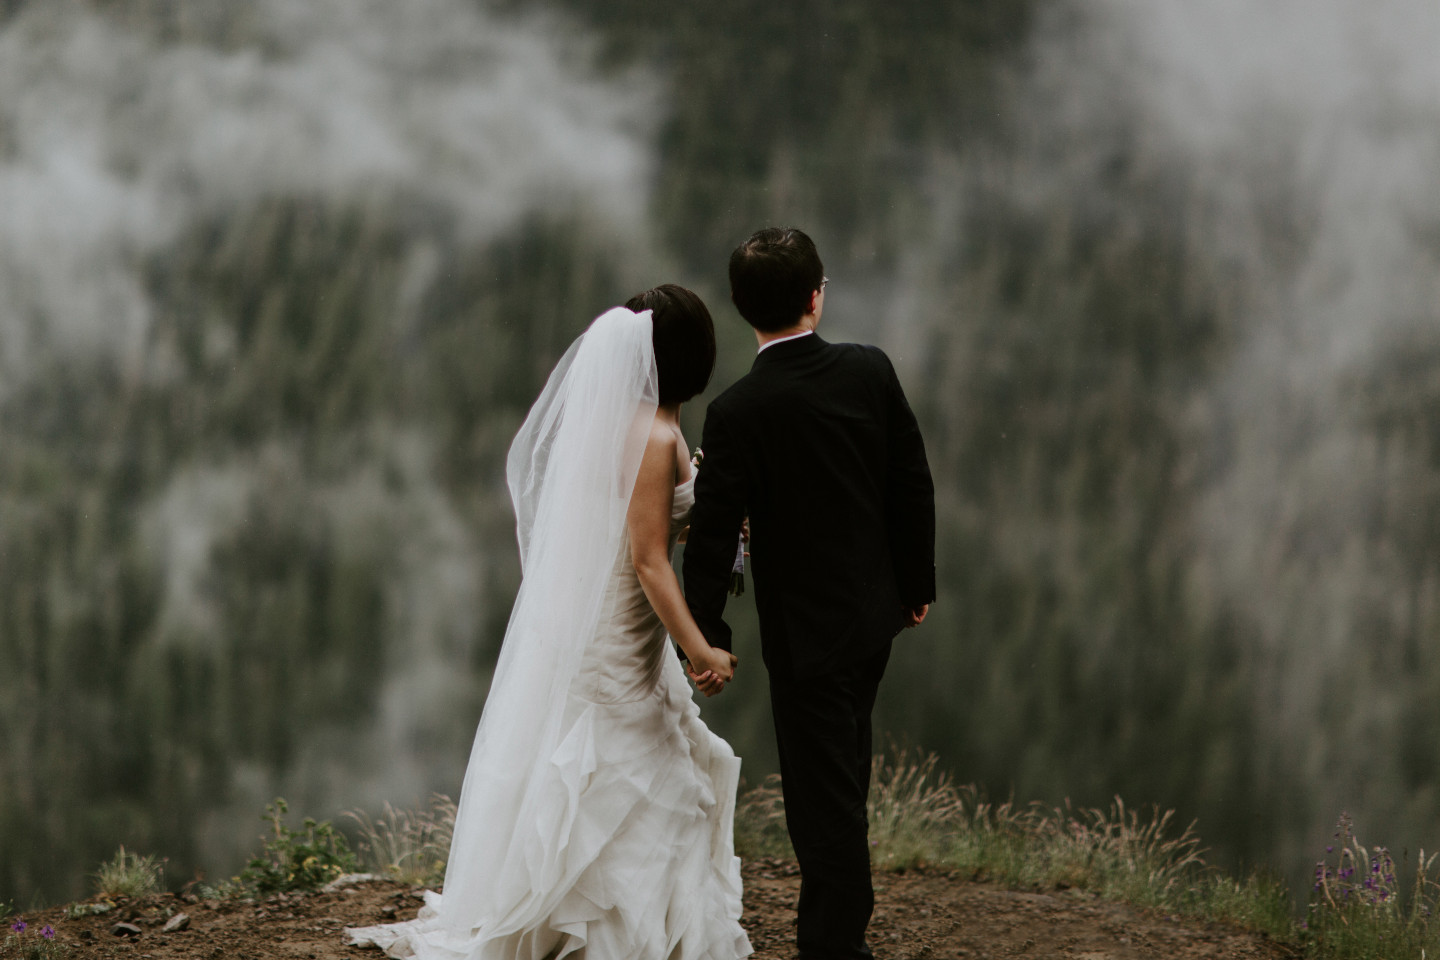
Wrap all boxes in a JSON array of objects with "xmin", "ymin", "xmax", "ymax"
[{"xmin": 902, "ymin": 604, "xmax": 929, "ymax": 628}]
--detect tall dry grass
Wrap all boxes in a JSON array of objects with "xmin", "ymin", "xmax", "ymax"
[
  {"xmin": 734, "ymin": 747, "xmax": 1292, "ymax": 938},
  {"xmin": 346, "ymin": 794, "xmax": 456, "ymax": 888}
]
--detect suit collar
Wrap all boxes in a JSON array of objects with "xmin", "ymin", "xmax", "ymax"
[{"xmin": 752, "ymin": 332, "xmax": 827, "ymax": 370}]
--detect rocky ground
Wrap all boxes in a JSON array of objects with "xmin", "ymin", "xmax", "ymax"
[{"xmin": 4, "ymin": 859, "xmax": 1299, "ymax": 960}]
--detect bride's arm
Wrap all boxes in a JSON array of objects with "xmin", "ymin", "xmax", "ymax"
[{"xmin": 628, "ymin": 422, "xmax": 737, "ymax": 685}]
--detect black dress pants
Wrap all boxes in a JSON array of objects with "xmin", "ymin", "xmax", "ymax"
[{"xmin": 768, "ymin": 640, "xmax": 892, "ymax": 960}]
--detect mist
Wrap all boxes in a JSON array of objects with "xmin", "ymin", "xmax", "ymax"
[
  {"xmin": 0, "ymin": 0, "xmax": 655, "ymax": 375},
  {"xmin": 1089, "ymin": 0, "xmax": 1440, "ymax": 871},
  {"xmin": 4, "ymin": 0, "xmax": 1440, "ymax": 909},
  {"xmin": 0, "ymin": 0, "xmax": 662, "ymax": 901},
  {"xmin": 872, "ymin": 0, "xmax": 1440, "ymax": 888}
]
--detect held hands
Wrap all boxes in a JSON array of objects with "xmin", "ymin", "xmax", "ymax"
[{"xmin": 687, "ymin": 647, "xmax": 738, "ymax": 698}]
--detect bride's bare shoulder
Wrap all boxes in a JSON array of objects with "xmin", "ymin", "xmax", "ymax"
[
  {"xmin": 638, "ymin": 416, "xmax": 690, "ymax": 485},
  {"xmin": 636, "ymin": 418, "xmax": 680, "ymax": 475}
]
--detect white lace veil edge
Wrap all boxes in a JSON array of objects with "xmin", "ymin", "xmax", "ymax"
[{"xmin": 438, "ymin": 306, "xmax": 658, "ymax": 924}]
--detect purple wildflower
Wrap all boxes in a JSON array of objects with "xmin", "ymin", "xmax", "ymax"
[
  {"xmin": 9, "ymin": 919, "xmax": 25, "ymax": 934},
  {"xmin": 40, "ymin": 925, "xmax": 54, "ymax": 940}
]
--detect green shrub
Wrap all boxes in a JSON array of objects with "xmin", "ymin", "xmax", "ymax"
[{"xmin": 239, "ymin": 798, "xmax": 358, "ymax": 896}]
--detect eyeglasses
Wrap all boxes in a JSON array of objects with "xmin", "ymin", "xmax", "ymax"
[{"xmin": 820, "ymin": 277, "xmax": 829, "ymax": 291}]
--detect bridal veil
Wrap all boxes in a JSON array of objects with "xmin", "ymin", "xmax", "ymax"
[{"xmin": 439, "ymin": 306, "xmax": 658, "ymax": 933}]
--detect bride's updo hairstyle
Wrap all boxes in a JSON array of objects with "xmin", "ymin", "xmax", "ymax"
[
  {"xmin": 728, "ymin": 226, "xmax": 825, "ymax": 333},
  {"xmin": 625, "ymin": 284, "xmax": 716, "ymax": 404}
]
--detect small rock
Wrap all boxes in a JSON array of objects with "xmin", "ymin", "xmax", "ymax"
[
  {"xmin": 162, "ymin": 913, "xmax": 191, "ymax": 933},
  {"xmin": 111, "ymin": 921, "xmax": 142, "ymax": 938},
  {"xmin": 321, "ymin": 873, "xmax": 387, "ymax": 894},
  {"xmin": 380, "ymin": 905, "xmax": 397, "ymax": 918}
]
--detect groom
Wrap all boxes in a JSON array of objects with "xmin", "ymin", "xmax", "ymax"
[{"xmin": 684, "ymin": 227, "xmax": 935, "ymax": 959}]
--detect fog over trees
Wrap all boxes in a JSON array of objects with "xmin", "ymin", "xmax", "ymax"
[{"xmin": 2, "ymin": 0, "xmax": 1439, "ymax": 905}]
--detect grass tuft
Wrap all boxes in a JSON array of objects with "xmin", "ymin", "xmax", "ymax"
[
  {"xmin": 92, "ymin": 846, "xmax": 164, "ymax": 899},
  {"xmin": 731, "ymin": 776, "xmax": 791, "ymax": 861},
  {"xmin": 1303, "ymin": 812, "xmax": 1440, "ymax": 959},
  {"xmin": 346, "ymin": 794, "xmax": 456, "ymax": 888},
  {"xmin": 735, "ymin": 748, "xmax": 1295, "ymax": 942},
  {"xmin": 866, "ymin": 750, "xmax": 969, "ymax": 870}
]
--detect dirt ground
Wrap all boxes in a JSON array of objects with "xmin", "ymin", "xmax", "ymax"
[{"xmin": 5, "ymin": 859, "xmax": 1299, "ymax": 960}]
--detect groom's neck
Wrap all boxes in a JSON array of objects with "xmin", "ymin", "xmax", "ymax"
[{"xmin": 754, "ymin": 316, "xmax": 818, "ymax": 351}]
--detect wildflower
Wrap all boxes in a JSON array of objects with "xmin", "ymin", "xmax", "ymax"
[
  {"xmin": 40, "ymin": 925, "xmax": 54, "ymax": 940},
  {"xmin": 9, "ymin": 919, "xmax": 25, "ymax": 934}
]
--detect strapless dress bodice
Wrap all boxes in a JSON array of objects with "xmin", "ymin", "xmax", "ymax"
[{"xmin": 572, "ymin": 471, "xmax": 695, "ymax": 705}]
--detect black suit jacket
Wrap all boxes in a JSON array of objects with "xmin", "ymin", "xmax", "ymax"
[{"xmin": 683, "ymin": 334, "xmax": 936, "ymax": 676}]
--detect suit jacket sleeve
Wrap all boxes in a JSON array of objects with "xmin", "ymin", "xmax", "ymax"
[
  {"xmin": 682, "ymin": 402, "xmax": 746, "ymax": 653},
  {"xmin": 880, "ymin": 351, "xmax": 937, "ymax": 608}
]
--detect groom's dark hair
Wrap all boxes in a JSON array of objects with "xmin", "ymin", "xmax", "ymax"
[
  {"xmin": 626, "ymin": 284, "xmax": 716, "ymax": 404},
  {"xmin": 728, "ymin": 227, "xmax": 825, "ymax": 333}
]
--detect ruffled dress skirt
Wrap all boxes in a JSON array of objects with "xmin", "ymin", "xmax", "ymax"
[{"xmin": 348, "ymin": 475, "xmax": 751, "ymax": 960}]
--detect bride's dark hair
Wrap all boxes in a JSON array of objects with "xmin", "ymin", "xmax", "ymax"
[{"xmin": 625, "ymin": 284, "xmax": 716, "ymax": 404}]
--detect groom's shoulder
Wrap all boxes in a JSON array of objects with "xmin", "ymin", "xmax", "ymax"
[
  {"xmin": 706, "ymin": 374, "xmax": 756, "ymax": 416},
  {"xmin": 830, "ymin": 339, "xmax": 898, "ymax": 380},
  {"xmin": 835, "ymin": 339, "xmax": 888, "ymax": 363}
]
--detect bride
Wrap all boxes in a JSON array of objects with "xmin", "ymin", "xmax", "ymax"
[{"xmin": 348, "ymin": 285, "xmax": 752, "ymax": 960}]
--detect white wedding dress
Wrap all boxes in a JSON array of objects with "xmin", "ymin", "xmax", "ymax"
[{"xmin": 347, "ymin": 308, "xmax": 752, "ymax": 960}]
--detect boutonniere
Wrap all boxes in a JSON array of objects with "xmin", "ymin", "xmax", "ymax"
[{"xmin": 691, "ymin": 446, "xmax": 704, "ymax": 468}]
